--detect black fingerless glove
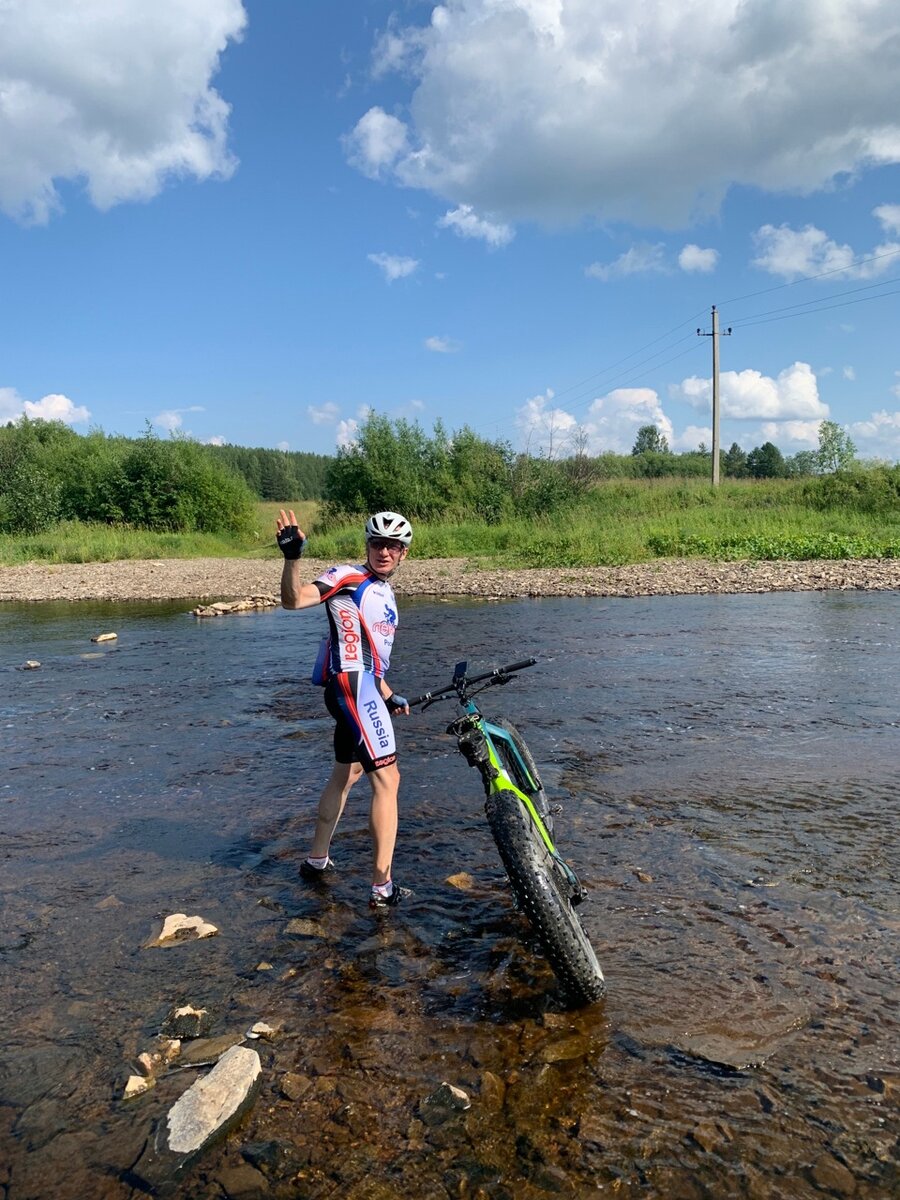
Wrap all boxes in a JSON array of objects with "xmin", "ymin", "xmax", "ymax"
[
  {"xmin": 386, "ymin": 694, "xmax": 408, "ymax": 712},
  {"xmin": 276, "ymin": 525, "xmax": 307, "ymax": 559}
]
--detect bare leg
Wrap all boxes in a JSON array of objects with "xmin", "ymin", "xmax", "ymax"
[
  {"xmin": 310, "ymin": 760, "xmax": 364, "ymax": 859},
  {"xmin": 368, "ymin": 761, "xmax": 401, "ymax": 886}
]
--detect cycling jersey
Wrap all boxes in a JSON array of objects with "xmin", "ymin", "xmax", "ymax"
[{"xmin": 314, "ymin": 563, "xmax": 399, "ymax": 678}]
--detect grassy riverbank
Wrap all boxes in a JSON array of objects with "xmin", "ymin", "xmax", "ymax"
[{"xmin": 2, "ymin": 479, "xmax": 898, "ymax": 568}]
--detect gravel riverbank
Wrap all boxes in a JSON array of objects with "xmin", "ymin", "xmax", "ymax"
[{"xmin": 1, "ymin": 555, "xmax": 897, "ymax": 602}]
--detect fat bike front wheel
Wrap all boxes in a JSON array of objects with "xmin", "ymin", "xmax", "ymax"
[{"xmin": 485, "ymin": 791, "xmax": 606, "ymax": 1005}]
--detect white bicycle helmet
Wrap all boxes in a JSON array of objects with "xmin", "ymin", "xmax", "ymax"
[{"xmin": 365, "ymin": 511, "xmax": 413, "ymax": 545}]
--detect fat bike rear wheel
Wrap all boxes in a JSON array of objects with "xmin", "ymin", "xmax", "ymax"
[{"xmin": 485, "ymin": 791, "xmax": 605, "ymax": 1005}]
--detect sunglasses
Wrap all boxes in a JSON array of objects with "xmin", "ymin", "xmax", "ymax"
[{"xmin": 368, "ymin": 538, "xmax": 405, "ymax": 553}]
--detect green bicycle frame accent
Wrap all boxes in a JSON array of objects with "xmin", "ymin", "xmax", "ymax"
[{"xmin": 463, "ymin": 704, "xmax": 557, "ymax": 854}]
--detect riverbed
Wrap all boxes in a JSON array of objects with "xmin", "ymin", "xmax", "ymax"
[{"xmin": 1, "ymin": 591, "xmax": 897, "ymax": 1198}]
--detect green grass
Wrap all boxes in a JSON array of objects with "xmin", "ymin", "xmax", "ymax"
[{"xmin": 2, "ymin": 481, "xmax": 898, "ymax": 567}]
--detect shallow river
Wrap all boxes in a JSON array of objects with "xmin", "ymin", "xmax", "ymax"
[{"xmin": 1, "ymin": 591, "xmax": 897, "ymax": 1199}]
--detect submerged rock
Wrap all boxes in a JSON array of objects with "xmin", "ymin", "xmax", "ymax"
[
  {"xmin": 22, "ymin": 660, "xmax": 41, "ymax": 670},
  {"xmin": 146, "ymin": 913, "xmax": 219, "ymax": 947},
  {"xmin": 90, "ymin": 631, "xmax": 118, "ymax": 643},
  {"xmin": 163, "ymin": 1004, "xmax": 214, "ymax": 1040},
  {"xmin": 123, "ymin": 1074, "xmax": 154, "ymax": 1100},
  {"xmin": 191, "ymin": 596, "xmax": 277, "ymax": 617},
  {"xmin": 126, "ymin": 1045, "xmax": 261, "ymax": 1191}
]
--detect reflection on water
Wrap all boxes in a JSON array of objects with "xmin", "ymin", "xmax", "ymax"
[{"xmin": 1, "ymin": 592, "xmax": 897, "ymax": 1198}]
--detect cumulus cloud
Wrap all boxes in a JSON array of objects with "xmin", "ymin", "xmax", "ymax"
[
  {"xmin": 367, "ymin": 252, "xmax": 419, "ymax": 282},
  {"xmin": 515, "ymin": 385, "xmax": 674, "ymax": 455},
  {"xmin": 0, "ymin": 387, "xmax": 90, "ymax": 424},
  {"xmin": 0, "ymin": 0, "xmax": 246, "ymax": 223},
  {"xmin": 347, "ymin": 1, "xmax": 900, "ymax": 228},
  {"xmin": 758, "ymin": 419, "xmax": 824, "ymax": 448},
  {"xmin": 848, "ymin": 408, "xmax": 900, "ymax": 457},
  {"xmin": 424, "ymin": 335, "xmax": 460, "ymax": 353},
  {"xmin": 585, "ymin": 243, "xmax": 666, "ymax": 281},
  {"xmin": 679, "ymin": 244, "xmax": 719, "ymax": 273},
  {"xmin": 276, "ymin": 440, "xmax": 290, "ymax": 451},
  {"xmin": 437, "ymin": 204, "xmax": 514, "ymax": 247},
  {"xmin": 153, "ymin": 405, "xmax": 204, "ymax": 432},
  {"xmin": 874, "ymin": 204, "xmax": 900, "ymax": 235},
  {"xmin": 753, "ymin": 208, "xmax": 900, "ymax": 280},
  {"xmin": 336, "ymin": 418, "xmax": 359, "ymax": 448},
  {"xmin": 672, "ymin": 362, "xmax": 828, "ymax": 421},
  {"xmin": 308, "ymin": 402, "xmax": 340, "ymax": 425},
  {"xmin": 843, "ymin": 366, "xmax": 856, "ymax": 381},
  {"xmin": 204, "ymin": 435, "xmax": 226, "ymax": 446},
  {"xmin": 515, "ymin": 389, "xmax": 578, "ymax": 455},
  {"xmin": 343, "ymin": 106, "xmax": 409, "ymax": 179}
]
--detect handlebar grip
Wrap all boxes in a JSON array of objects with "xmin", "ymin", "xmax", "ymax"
[{"xmin": 500, "ymin": 657, "xmax": 537, "ymax": 674}]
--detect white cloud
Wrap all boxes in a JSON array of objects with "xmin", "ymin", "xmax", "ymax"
[
  {"xmin": 153, "ymin": 405, "xmax": 203, "ymax": 432},
  {"xmin": 204, "ymin": 435, "xmax": 226, "ymax": 446},
  {"xmin": 367, "ymin": 252, "xmax": 419, "ymax": 282},
  {"xmin": 672, "ymin": 424, "xmax": 712, "ymax": 451},
  {"xmin": 893, "ymin": 372, "xmax": 900, "ymax": 400},
  {"xmin": 154, "ymin": 410, "xmax": 182, "ymax": 432},
  {"xmin": 585, "ymin": 243, "xmax": 666, "ymax": 281},
  {"xmin": 437, "ymin": 204, "xmax": 514, "ymax": 248},
  {"xmin": 307, "ymin": 402, "xmax": 340, "ymax": 425},
  {"xmin": 348, "ymin": 1, "xmax": 900, "ymax": 228},
  {"xmin": 753, "ymin": 215, "xmax": 900, "ymax": 281},
  {"xmin": 515, "ymin": 389, "xmax": 578, "ymax": 455},
  {"xmin": 679, "ymin": 244, "xmax": 718, "ymax": 273},
  {"xmin": 0, "ymin": 387, "xmax": 90, "ymax": 424},
  {"xmin": 424, "ymin": 335, "xmax": 460, "ymax": 353},
  {"xmin": 0, "ymin": 0, "xmax": 246, "ymax": 223},
  {"xmin": 843, "ymin": 366, "xmax": 856, "ymax": 381},
  {"xmin": 515, "ymin": 385, "xmax": 674, "ymax": 455},
  {"xmin": 336, "ymin": 419, "xmax": 359, "ymax": 448},
  {"xmin": 848, "ymin": 409, "xmax": 900, "ymax": 458},
  {"xmin": 343, "ymin": 106, "xmax": 409, "ymax": 180},
  {"xmin": 873, "ymin": 204, "xmax": 900, "ymax": 235},
  {"xmin": 276, "ymin": 440, "xmax": 290, "ymax": 452},
  {"xmin": 758, "ymin": 419, "xmax": 823, "ymax": 448},
  {"xmin": 673, "ymin": 362, "xmax": 828, "ymax": 421}
]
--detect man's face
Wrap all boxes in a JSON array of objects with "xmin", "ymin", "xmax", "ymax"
[{"xmin": 366, "ymin": 537, "xmax": 408, "ymax": 577}]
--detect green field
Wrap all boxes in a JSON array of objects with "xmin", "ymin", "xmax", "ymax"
[{"xmin": 2, "ymin": 479, "xmax": 898, "ymax": 568}]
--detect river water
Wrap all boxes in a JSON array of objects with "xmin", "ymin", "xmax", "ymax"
[{"xmin": 1, "ymin": 591, "xmax": 897, "ymax": 1199}]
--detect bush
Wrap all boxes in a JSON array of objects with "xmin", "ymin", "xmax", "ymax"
[{"xmin": 801, "ymin": 465, "xmax": 900, "ymax": 514}]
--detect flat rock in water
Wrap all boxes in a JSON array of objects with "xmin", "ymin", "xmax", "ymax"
[
  {"xmin": 163, "ymin": 1003, "xmax": 214, "ymax": 1039},
  {"xmin": 126, "ymin": 1045, "xmax": 261, "ymax": 1191},
  {"xmin": 90, "ymin": 631, "xmax": 118, "ymax": 642},
  {"xmin": 146, "ymin": 913, "xmax": 219, "ymax": 947}
]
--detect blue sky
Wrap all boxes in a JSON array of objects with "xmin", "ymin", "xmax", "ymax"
[{"xmin": 2, "ymin": 0, "xmax": 899, "ymax": 461}]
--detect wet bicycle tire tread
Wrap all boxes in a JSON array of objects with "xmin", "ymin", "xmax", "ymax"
[{"xmin": 485, "ymin": 791, "xmax": 606, "ymax": 1004}]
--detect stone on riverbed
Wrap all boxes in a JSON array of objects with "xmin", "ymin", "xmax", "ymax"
[
  {"xmin": 22, "ymin": 660, "xmax": 41, "ymax": 670},
  {"xmin": 146, "ymin": 913, "xmax": 219, "ymax": 947},
  {"xmin": 162, "ymin": 1004, "xmax": 214, "ymax": 1039},
  {"xmin": 90, "ymin": 631, "xmax": 118, "ymax": 642},
  {"xmin": 126, "ymin": 1045, "xmax": 261, "ymax": 1191},
  {"xmin": 191, "ymin": 596, "xmax": 277, "ymax": 617}
]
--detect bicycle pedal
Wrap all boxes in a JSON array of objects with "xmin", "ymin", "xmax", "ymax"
[
  {"xmin": 571, "ymin": 886, "xmax": 588, "ymax": 907},
  {"xmin": 549, "ymin": 803, "xmax": 563, "ymax": 815}
]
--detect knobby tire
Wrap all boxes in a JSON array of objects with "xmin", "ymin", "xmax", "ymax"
[{"xmin": 485, "ymin": 790, "xmax": 606, "ymax": 1005}]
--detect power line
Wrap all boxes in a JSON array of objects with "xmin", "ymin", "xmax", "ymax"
[{"xmin": 724, "ymin": 272, "xmax": 900, "ymax": 327}]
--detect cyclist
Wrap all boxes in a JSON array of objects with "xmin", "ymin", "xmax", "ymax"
[{"xmin": 276, "ymin": 508, "xmax": 413, "ymax": 909}]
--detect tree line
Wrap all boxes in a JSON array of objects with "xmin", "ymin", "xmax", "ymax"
[
  {"xmin": 1, "ymin": 414, "xmax": 894, "ymax": 537},
  {"xmin": 627, "ymin": 420, "xmax": 858, "ymax": 478}
]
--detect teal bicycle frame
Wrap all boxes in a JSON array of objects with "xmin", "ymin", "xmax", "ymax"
[{"xmin": 414, "ymin": 658, "xmax": 587, "ymax": 905}]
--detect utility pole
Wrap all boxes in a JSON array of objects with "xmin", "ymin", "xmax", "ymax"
[{"xmin": 697, "ymin": 306, "xmax": 732, "ymax": 486}]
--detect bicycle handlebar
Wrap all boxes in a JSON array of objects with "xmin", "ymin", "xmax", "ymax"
[{"xmin": 408, "ymin": 656, "xmax": 537, "ymax": 708}]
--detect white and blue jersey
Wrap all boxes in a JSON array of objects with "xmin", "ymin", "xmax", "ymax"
[{"xmin": 314, "ymin": 563, "xmax": 399, "ymax": 678}]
